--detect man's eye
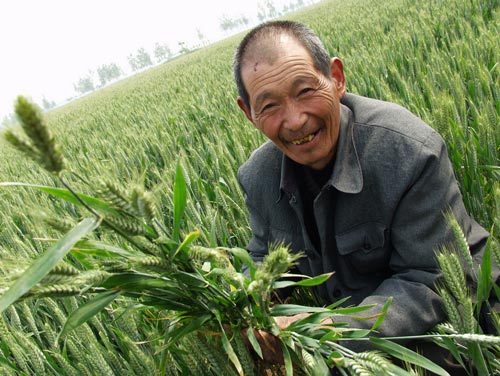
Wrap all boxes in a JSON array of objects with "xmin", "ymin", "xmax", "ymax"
[
  {"xmin": 261, "ymin": 103, "xmax": 276, "ymax": 112},
  {"xmin": 299, "ymin": 88, "xmax": 314, "ymax": 95}
]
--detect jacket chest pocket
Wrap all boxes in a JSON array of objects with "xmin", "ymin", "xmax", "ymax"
[{"xmin": 335, "ymin": 222, "xmax": 390, "ymax": 274}]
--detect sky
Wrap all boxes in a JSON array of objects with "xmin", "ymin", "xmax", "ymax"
[{"xmin": 0, "ymin": 0, "xmax": 300, "ymax": 121}]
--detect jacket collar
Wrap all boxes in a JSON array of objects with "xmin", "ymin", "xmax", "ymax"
[
  {"xmin": 279, "ymin": 101, "xmax": 363, "ymax": 200},
  {"xmin": 330, "ymin": 103, "xmax": 363, "ymax": 194}
]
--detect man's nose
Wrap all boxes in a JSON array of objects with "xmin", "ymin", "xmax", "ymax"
[{"xmin": 282, "ymin": 101, "xmax": 307, "ymax": 131}]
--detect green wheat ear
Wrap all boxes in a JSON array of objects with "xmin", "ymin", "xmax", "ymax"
[{"xmin": 4, "ymin": 96, "xmax": 65, "ymax": 175}]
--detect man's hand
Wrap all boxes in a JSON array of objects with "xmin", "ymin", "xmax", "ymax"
[
  {"xmin": 276, "ymin": 313, "xmax": 334, "ymax": 331},
  {"xmin": 244, "ymin": 327, "xmax": 284, "ymax": 365},
  {"xmin": 245, "ymin": 313, "xmax": 333, "ymax": 365},
  {"xmin": 274, "ymin": 313, "xmax": 310, "ymax": 330}
]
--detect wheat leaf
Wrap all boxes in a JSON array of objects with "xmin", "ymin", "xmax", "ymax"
[
  {"xmin": 370, "ymin": 337, "xmax": 450, "ymax": 376},
  {"xmin": 0, "ymin": 217, "xmax": 100, "ymax": 313},
  {"xmin": 477, "ymin": 239, "xmax": 492, "ymax": 310},
  {"xmin": 173, "ymin": 162, "xmax": 187, "ymax": 242},
  {"xmin": 167, "ymin": 314, "xmax": 211, "ymax": 346},
  {"xmin": 224, "ymin": 247, "xmax": 256, "ymax": 270},
  {"xmin": 371, "ymin": 296, "xmax": 392, "ymax": 331},
  {"xmin": 220, "ymin": 326, "xmax": 243, "ymax": 375},
  {"xmin": 0, "ymin": 182, "xmax": 119, "ymax": 215},
  {"xmin": 385, "ymin": 363, "xmax": 415, "ymax": 376},
  {"xmin": 245, "ymin": 325, "xmax": 263, "ymax": 359},
  {"xmin": 73, "ymin": 239, "xmax": 141, "ymax": 257},
  {"xmin": 58, "ymin": 290, "xmax": 122, "ymax": 339},
  {"xmin": 174, "ymin": 230, "xmax": 200, "ymax": 257},
  {"xmin": 271, "ymin": 304, "xmax": 332, "ymax": 316},
  {"xmin": 282, "ymin": 342, "xmax": 293, "ymax": 376},
  {"xmin": 312, "ymin": 349, "xmax": 330, "ymax": 375},
  {"xmin": 0, "ymin": 353, "xmax": 22, "ymax": 373},
  {"xmin": 467, "ymin": 342, "xmax": 489, "ymax": 376},
  {"xmin": 273, "ymin": 272, "xmax": 334, "ymax": 289}
]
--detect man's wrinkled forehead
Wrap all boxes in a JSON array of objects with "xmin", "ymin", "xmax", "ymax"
[{"xmin": 241, "ymin": 33, "xmax": 297, "ymax": 73}]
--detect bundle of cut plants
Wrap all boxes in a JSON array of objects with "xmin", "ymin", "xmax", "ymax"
[{"xmin": 3, "ymin": 96, "xmax": 497, "ymax": 376}]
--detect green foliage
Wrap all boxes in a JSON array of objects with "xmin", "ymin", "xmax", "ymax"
[
  {"xmin": 5, "ymin": 96, "xmax": 65, "ymax": 175},
  {"xmin": 431, "ymin": 217, "xmax": 500, "ymax": 375},
  {"xmin": 0, "ymin": 97, "xmax": 401, "ymax": 375},
  {"xmin": 0, "ymin": 218, "xmax": 99, "ymax": 313},
  {"xmin": 0, "ymin": 96, "xmax": 456, "ymax": 375},
  {"xmin": 128, "ymin": 47, "xmax": 153, "ymax": 72},
  {"xmin": 97, "ymin": 63, "xmax": 123, "ymax": 87},
  {"xmin": 0, "ymin": 0, "xmax": 499, "ymax": 374},
  {"xmin": 73, "ymin": 72, "xmax": 96, "ymax": 95}
]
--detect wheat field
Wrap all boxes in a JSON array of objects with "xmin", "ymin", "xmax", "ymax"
[{"xmin": 0, "ymin": 0, "xmax": 498, "ymax": 374}]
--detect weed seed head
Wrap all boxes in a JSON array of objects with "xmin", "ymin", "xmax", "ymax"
[{"xmin": 10, "ymin": 96, "xmax": 65, "ymax": 175}]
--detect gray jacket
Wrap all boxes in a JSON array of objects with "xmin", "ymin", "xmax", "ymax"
[{"xmin": 238, "ymin": 93, "xmax": 491, "ymax": 345}]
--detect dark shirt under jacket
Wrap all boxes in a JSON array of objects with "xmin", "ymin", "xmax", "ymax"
[{"xmin": 238, "ymin": 93, "xmax": 496, "ymax": 349}]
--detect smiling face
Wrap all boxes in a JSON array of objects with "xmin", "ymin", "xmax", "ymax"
[{"xmin": 237, "ymin": 34, "xmax": 346, "ymax": 170}]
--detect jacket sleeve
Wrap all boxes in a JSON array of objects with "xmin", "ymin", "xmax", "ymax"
[{"xmin": 337, "ymin": 131, "xmax": 489, "ymax": 351}]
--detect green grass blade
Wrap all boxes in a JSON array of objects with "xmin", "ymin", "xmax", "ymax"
[
  {"xmin": 173, "ymin": 162, "xmax": 187, "ymax": 242},
  {"xmin": 171, "ymin": 270, "xmax": 208, "ymax": 288},
  {"xmin": 292, "ymin": 272, "xmax": 334, "ymax": 287},
  {"xmin": 99, "ymin": 272, "xmax": 155, "ymax": 287},
  {"xmin": 271, "ymin": 304, "xmax": 333, "ymax": 316},
  {"xmin": 282, "ymin": 342, "xmax": 293, "ymax": 376},
  {"xmin": 466, "ymin": 342, "xmax": 488, "ymax": 376},
  {"xmin": 174, "ymin": 230, "xmax": 200, "ymax": 257},
  {"xmin": 224, "ymin": 247, "xmax": 256, "ymax": 270},
  {"xmin": 331, "ymin": 305, "xmax": 377, "ymax": 316},
  {"xmin": 0, "ymin": 217, "xmax": 100, "ymax": 313},
  {"xmin": 439, "ymin": 337, "xmax": 465, "ymax": 369},
  {"xmin": 385, "ymin": 363, "xmax": 415, "ymax": 376},
  {"xmin": 493, "ymin": 283, "xmax": 500, "ymax": 302},
  {"xmin": 371, "ymin": 296, "xmax": 392, "ymax": 331},
  {"xmin": 0, "ymin": 354, "xmax": 22, "ymax": 373},
  {"xmin": 312, "ymin": 350, "xmax": 330, "ymax": 375},
  {"xmin": 0, "ymin": 182, "xmax": 119, "ymax": 215},
  {"xmin": 58, "ymin": 290, "xmax": 122, "ymax": 339},
  {"xmin": 99, "ymin": 272, "xmax": 171, "ymax": 291},
  {"xmin": 73, "ymin": 239, "xmax": 142, "ymax": 257},
  {"xmin": 476, "ymin": 238, "xmax": 492, "ymax": 313},
  {"xmin": 167, "ymin": 314, "xmax": 211, "ymax": 346},
  {"xmin": 273, "ymin": 272, "xmax": 333, "ymax": 289},
  {"xmin": 321, "ymin": 328, "xmax": 371, "ymax": 342},
  {"xmin": 326, "ymin": 296, "xmax": 352, "ymax": 309},
  {"xmin": 220, "ymin": 325, "xmax": 243, "ymax": 375},
  {"xmin": 245, "ymin": 325, "xmax": 263, "ymax": 359},
  {"xmin": 370, "ymin": 337, "xmax": 450, "ymax": 376}
]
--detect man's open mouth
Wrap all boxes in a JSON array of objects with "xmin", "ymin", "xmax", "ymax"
[{"xmin": 290, "ymin": 132, "xmax": 317, "ymax": 145}]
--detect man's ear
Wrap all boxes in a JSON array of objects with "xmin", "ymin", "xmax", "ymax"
[
  {"xmin": 237, "ymin": 97, "xmax": 254, "ymax": 123},
  {"xmin": 330, "ymin": 57, "xmax": 346, "ymax": 97}
]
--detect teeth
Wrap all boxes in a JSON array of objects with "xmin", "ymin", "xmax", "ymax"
[{"xmin": 291, "ymin": 134, "xmax": 314, "ymax": 145}]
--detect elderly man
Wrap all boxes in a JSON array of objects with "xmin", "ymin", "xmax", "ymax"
[{"xmin": 233, "ymin": 19, "xmax": 493, "ymax": 357}]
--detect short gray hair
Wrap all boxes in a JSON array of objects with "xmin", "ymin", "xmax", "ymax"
[{"xmin": 233, "ymin": 20, "xmax": 331, "ymax": 110}]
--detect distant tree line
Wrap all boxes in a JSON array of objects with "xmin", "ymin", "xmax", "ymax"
[
  {"xmin": 72, "ymin": 42, "xmax": 177, "ymax": 96},
  {"xmin": 71, "ymin": 0, "xmax": 314, "ymax": 96},
  {"xmin": 0, "ymin": 0, "xmax": 316, "ymax": 122}
]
